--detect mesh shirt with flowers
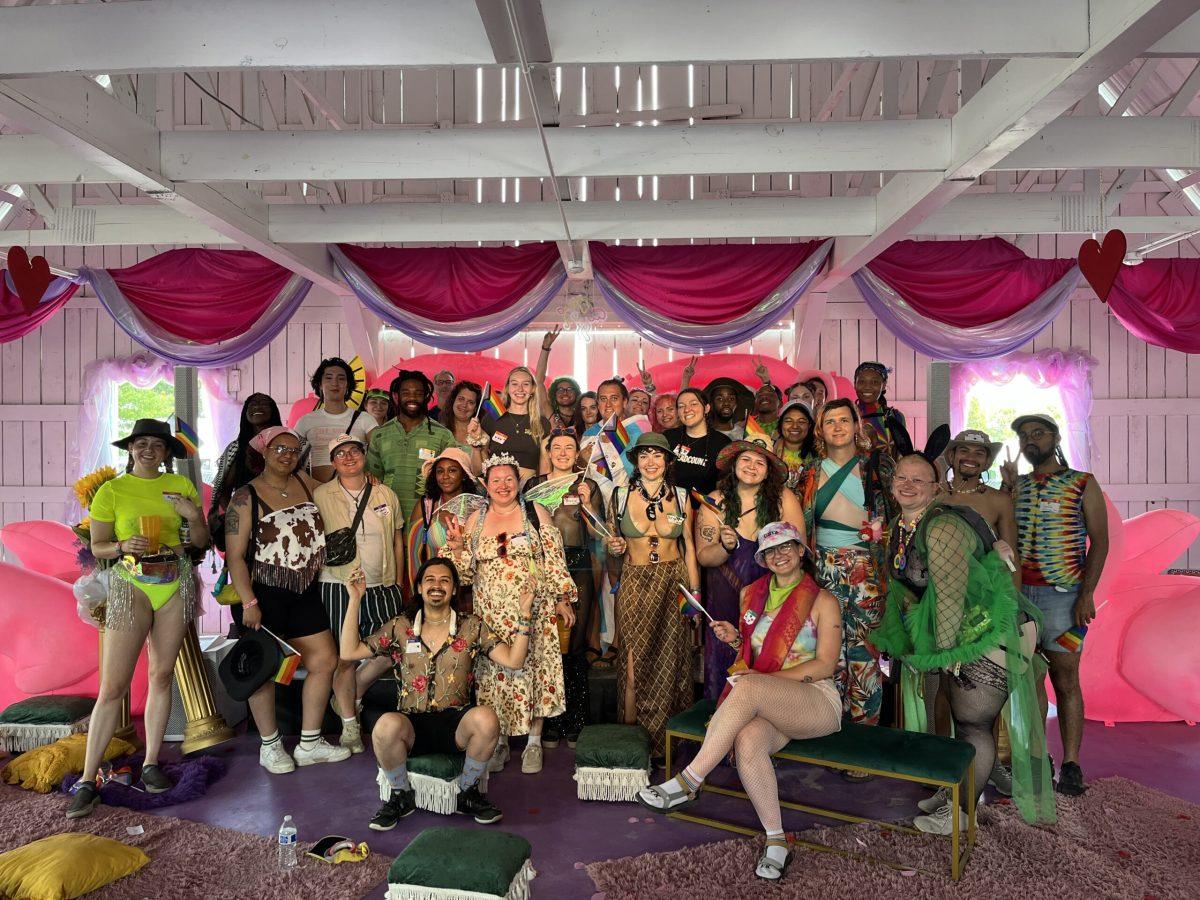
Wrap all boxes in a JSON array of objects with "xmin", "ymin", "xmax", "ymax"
[{"xmin": 368, "ymin": 610, "xmax": 500, "ymax": 713}]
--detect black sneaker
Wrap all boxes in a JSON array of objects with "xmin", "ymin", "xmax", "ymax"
[
  {"xmin": 369, "ymin": 788, "xmax": 416, "ymax": 830},
  {"xmin": 457, "ymin": 783, "xmax": 503, "ymax": 824},
  {"xmin": 1055, "ymin": 761, "xmax": 1087, "ymax": 796},
  {"xmin": 66, "ymin": 781, "xmax": 100, "ymax": 820},
  {"xmin": 140, "ymin": 764, "xmax": 173, "ymax": 794}
]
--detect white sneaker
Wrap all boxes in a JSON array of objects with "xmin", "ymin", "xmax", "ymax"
[
  {"xmin": 259, "ymin": 742, "xmax": 295, "ymax": 775},
  {"xmin": 521, "ymin": 743, "xmax": 543, "ymax": 774},
  {"xmin": 487, "ymin": 741, "xmax": 510, "ymax": 774},
  {"xmin": 914, "ymin": 801, "xmax": 970, "ymax": 835},
  {"xmin": 340, "ymin": 720, "xmax": 365, "ymax": 755},
  {"xmin": 293, "ymin": 737, "xmax": 352, "ymax": 767},
  {"xmin": 917, "ymin": 787, "xmax": 948, "ymax": 814}
]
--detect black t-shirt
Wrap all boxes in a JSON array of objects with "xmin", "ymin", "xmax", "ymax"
[
  {"xmin": 664, "ymin": 426, "xmax": 731, "ymax": 495},
  {"xmin": 483, "ymin": 412, "xmax": 551, "ymax": 471}
]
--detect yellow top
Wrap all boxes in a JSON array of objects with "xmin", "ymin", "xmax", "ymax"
[{"xmin": 89, "ymin": 473, "xmax": 199, "ymax": 546}]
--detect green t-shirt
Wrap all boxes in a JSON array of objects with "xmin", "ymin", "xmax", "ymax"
[
  {"xmin": 89, "ymin": 473, "xmax": 199, "ymax": 546},
  {"xmin": 365, "ymin": 418, "xmax": 463, "ymax": 519}
]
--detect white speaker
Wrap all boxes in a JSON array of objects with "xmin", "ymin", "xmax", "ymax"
[{"xmin": 164, "ymin": 634, "xmax": 245, "ymax": 742}]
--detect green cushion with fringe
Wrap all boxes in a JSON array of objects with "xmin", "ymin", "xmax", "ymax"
[
  {"xmin": 574, "ymin": 724, "xmax": 650, "ymax": 769},
  {"xmin": 409, "ymin": 753, "xmax": 463, "ymax": 781},
  {"xmin": 0, "ymin": 696, "xmax": 94, "ymax": 725},
  {"xmin": 387, "ymin": 827, "xmax": 533, "ymax": 899}
]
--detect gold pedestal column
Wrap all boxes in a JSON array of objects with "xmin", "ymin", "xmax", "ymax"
[
  {"xmin": 174, "ymin": 623, "xmax": 235, "ymax": 754},
  {"xmin": 98, "ymin": 626, "xmax": 140, "ymax": 747}
]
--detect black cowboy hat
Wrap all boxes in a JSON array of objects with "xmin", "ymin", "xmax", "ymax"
[
  {"xmin": 218, "ymin": 628, "xmax": 282, "ymax": 702},
  {"xmin": 112, "ymin": 418, "xmax": 189, "ymax": 458}
]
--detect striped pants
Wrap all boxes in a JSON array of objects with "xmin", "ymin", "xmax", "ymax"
[{"xmin": 320, "ymin": 582, "xmax": 404, "ymax": 640}]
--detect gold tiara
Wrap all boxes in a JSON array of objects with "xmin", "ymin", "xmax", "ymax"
[{"xmin": 481, "ymin": 452, "xmax": 521, "ymax": 474}]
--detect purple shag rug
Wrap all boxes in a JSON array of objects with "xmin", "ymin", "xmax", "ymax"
[
  {"xmin": 0, "ymin": 783, "xmax": 393, "ymax": 899},
  {"xmin": 587, "ymin": 777, "xmax": 1200, "ymax": 899},
  {"xmin": 61, "ymin": 753, "xmax": 227, "ymax": 810}
]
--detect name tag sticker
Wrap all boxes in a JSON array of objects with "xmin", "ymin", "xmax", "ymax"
[
  {"xmin": 491, "ymin": 432, "xmax": 508, "ymax": 445},
  {"xmin": 418, "ymin": 447, "xmax": 436, "ymax": 461},
  {"xmin": 667, "ymin": 513, "xmax": 685, "ymax": 525},
  {"xmin": 405, "ymin": 640, "xmax": 422, "ymax": 655},
  {"xmin": 1039, "ymin": 500, "xmax": 1061, "ymax": 514},
  {"xmin": 372, "ymin": 503, "xmax": 390, "ymax": 518},
  {"xmin": 563, "ymin": 495, "xmax": 581, "ymax": 506}
]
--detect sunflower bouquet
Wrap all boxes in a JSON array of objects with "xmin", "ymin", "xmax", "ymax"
[{"xmin": 72, "ymin": 466, "xmax": 118, "ymax": 572}]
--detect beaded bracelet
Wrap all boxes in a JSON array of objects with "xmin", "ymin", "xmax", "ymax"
[{"xmin": 517, "ymin": 616, "xmax": 533, "ymax": 627}]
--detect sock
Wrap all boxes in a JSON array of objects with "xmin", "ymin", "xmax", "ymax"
[
  {"xmin": 526, "ymin": 733, "xmax": 542, "ymax": 748},
  {"xmin": 385, "ymin": 764, "xmax": 410, "ymax": 791},
  {"xmin": 261, "ymin": 730, "xmax": 281, "ymax": 748},
  {"xmin": 342, "ymin": 716, "xmax": 358, "ymax": 729},
  {"xmin": 763, "ymin": 830, "xmax": 789, "ymax": 866},
  {"xmin": 458, "ymin": 755, "xmax": 488, "ymax": 790},
  {"xmin": 680, "ymin": 766, "xmax": 704, "ymax": 792},
  {"xmin": 299, "ymin": 729, "xmax": 321, "ymax": 750}
]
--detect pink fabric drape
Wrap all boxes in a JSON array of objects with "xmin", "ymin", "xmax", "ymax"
[
  {"xmin": 588, "ymin": 241, "xmax": 824, "ymax": 324},
  {"xmin": 104, "ymin": 248, "xmax": 301, "ymax": 343},
  {"xmin": 0, "ymin": 276, "xmax": 79, "ymax": 344},
  {"xmin": 1108, "ymin": 259, "xmax": 1200, "ymax": 354},
  {"xmin": 866, "ymin": 239, "xmax": 1077, "ymax": 327},
  {"xmin": 336, "ymin": 242, "xmax": 561, "ymax": 322}
]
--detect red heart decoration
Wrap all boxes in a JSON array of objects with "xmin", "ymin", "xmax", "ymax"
[
  {"xmin": 1077, "ymin": 229, "xmax": 1126, "ymax": 303},
  {"xmin": 6, "ymin": 246, "xmax": 54, "ymax": 316}
]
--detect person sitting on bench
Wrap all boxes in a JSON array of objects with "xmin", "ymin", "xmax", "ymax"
[
  {"xmin": 339, "ymin": 557, "xmax": 535, "ymax": 830},
  {"xmin": 636, "ymin": 522, "xmax": 842, "ymax": 882}
]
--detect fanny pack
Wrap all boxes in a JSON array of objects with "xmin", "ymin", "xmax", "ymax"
[
  {"xmin": 325, "ymin": 483, "xmax": 372, "ymax": 567},
  {"xmin": 123, "ymin": 553, "xmax": 181, "ymax": 585}
]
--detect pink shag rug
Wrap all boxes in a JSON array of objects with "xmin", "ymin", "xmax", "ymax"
[
  {"xmin": 587, "ymin": 777, "xmax": 1200, "ymax": 899},
  {"xmin": 0, "ymin": 784, "xmax": 392, "ymax": 899}
]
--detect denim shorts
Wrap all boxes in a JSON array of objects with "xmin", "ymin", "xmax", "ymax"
[{"xmin": 1022, "ymin": 584, "xmax": 1080, "ymax": 654}]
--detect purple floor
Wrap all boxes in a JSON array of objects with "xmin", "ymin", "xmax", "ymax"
[{"xmin": 144, "ymin": 712, "xmax": 1200, "ymax": 899}]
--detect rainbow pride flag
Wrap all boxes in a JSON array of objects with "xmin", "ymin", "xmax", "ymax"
[
  {"xmin": 273, "ymin": 652, "xmax": 301, "ymax": 686},
  {"xmin": 690, "ymin": 489, "xmax": 724, "ymax": 517},
  {"xmin": 588, "ymin": 439, "xmax": 610, "ymax": 479},
  {"xmin": 1054, "ymin": 624, "xmax": 1087, "ymax": 653},
  {"xmin": 744, "ymin": 415, "xmax": 771, "ymax": 446},
  {"xmin": 603, "ymin": 415, "xmax": 631, "ymax": 456},
  {"xmin": 174, "ymin": 416, "xmax": 199, "ymax": 456},
  {"xmin": 477, "ymin": 382, "xmax": 507, "ymax": 420},
  {"xmin": 677, "ymin": 584, "xmax": 713, "ymax": 621}
]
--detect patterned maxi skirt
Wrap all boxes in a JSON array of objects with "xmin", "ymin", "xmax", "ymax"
[
  {"xmin": 815, "ymin": 546, "xmax": 885, "ymax": 725},
  {"xmin": 616, "ymin": 559, "xmax": 694, "ymax": 756}
]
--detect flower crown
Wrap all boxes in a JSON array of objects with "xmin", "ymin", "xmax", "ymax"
[{"xmin": 481, "ymin": 452, "xmax": 521, "ymax": 475}]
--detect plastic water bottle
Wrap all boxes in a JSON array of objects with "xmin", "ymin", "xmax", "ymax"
[{"xmin": 277, "ymin": 815, "xmax": 298, "ymax": 870}]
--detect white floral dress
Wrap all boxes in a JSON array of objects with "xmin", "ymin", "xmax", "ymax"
[{"xmin": 452, "ymin": 518, "xmax": 576, "ymax": 735}]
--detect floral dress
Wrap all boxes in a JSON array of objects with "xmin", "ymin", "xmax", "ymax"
[{"xmin": 452, "ymin": 516, "xmax": 576, "ymax": 735}]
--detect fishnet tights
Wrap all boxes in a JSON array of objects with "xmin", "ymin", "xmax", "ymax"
[
  {"xmin": 925, "ymin": 517, "xmax": 975, "ymax": 651},
  {"xmin": 948, "ymin": 665, "xmax": 1007, "ymax": 810},
  {"xmin": 687, "ymin": 676, "xmax": 841, "ymax": 832}
]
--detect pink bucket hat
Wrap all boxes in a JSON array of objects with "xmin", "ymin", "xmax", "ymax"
[
  {"xmin": 753, "ymin": 521, "xmax": 806, "ymax": 567},
  {"xmin": 250, "ymin": 426, "xmax": 302, "ymax": 455},
  {"xmin": 421, "ymin": 446, "xmax": 478, "ymax": 484}
]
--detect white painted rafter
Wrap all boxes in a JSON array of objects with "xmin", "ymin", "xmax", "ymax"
[{"xmin": 0, "ymin": 0, "xmax": 1091, "ymax": 76}]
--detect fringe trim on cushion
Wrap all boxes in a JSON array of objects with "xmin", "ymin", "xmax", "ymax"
[
  {"xmin": 573, "ymin": 765, "xmax": 649, "ymax": 802},
  {"xmin": 0, "ymin": 717, "xmax": 89, "ymax": 752},
  {"xmin": 386, "ymin": 859, "xmax": 536, "ymax": 900},
  {"xmin": 377, "ymin": 768, "xmax": 461, "ymax": 815}
]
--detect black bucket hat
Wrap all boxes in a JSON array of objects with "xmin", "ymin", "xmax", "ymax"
[
  {"xmin": 218, "ymin": 628, "xmax": 282, "ymax": 702},
  {"xmin": 112, "ymin": 418, "xmax": 189, "ymax": 459}
]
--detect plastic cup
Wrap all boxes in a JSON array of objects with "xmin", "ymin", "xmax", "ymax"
[{"xmin": 138, "ymin": 515, "xmax": 161, "ymax": 555}]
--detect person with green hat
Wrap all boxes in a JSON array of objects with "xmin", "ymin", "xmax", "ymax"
[
  {"xmin": 1001, "ymin": 413, "xmax": 1108, "ymax": 797},
  {"xmin": 362, "ymin": 388, "xmax": 394, "ymax": 429},
  {"xmin": 604, "ymin": 431, "xmax": 699, "ymax": 757}
]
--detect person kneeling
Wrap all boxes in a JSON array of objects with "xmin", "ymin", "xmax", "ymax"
[
  {"xmin": 637, "ymin": 522, "xmax": 843, "ymax": 882},
  {"xmin": 339, "ymin": 557, "xmax": 536, "ymax": 831}
]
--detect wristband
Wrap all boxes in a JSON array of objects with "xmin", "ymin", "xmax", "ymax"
[
  {"xmin": 466, "ymin": 433, "xmax": 489, "ymax": 448},
  {"xmin": 242, "ymin": 597, "xmax": 259, "ymax": 609}
]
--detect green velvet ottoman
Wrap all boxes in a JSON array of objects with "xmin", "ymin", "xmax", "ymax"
[
  {"xmin": 377, "ymin": 753, "xmax": 465, "ymax": 815},
  {"xmin": 0, "ymin": 695, "xmax": 94, "ymax": 753},
  {"xmin": 386, "ymin": 827, "xmax": 535, "ymax": 900},
  {"xmin": 573, "ymin": 723, "xmax": 650, "ymax": 801}
]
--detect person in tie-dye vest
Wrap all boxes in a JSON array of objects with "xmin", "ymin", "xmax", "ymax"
[{"xmin": 1001, "ymin": 414, "xmax": 1108, "ymax": 798}]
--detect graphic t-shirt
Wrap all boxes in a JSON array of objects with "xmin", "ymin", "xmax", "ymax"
[
  {"xmin": 664, "ymin": 426, "xmax": 731, "ymax": 495},
  {"xmin": 295, "ymin": 407, "xmax": 375, "ymax": 470},
  {"xmin": 89, "ymin": 473, "xmax": 200, "ymax": 546}
]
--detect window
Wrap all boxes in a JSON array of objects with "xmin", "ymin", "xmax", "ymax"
[
  {"xmin": 960, "ymin": 375, "xmax": 1071, "ymax": 484},
  {"xmin": 109, "ymin": 377, "xmax": 219, "ymax": 484}
]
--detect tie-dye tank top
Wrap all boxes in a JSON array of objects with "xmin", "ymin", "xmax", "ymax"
[{"xmin": 1015, "ymin": 468, "xmax": 1089, "ymax": 587}]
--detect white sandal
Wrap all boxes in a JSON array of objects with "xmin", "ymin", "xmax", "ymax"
[
  {"xmin": 755, "ymin": 840, "xmax": 792, "ymax": 881},
  {"xmin": 636, "ymin": 780, "xmax": 699, "ymax": 812}
]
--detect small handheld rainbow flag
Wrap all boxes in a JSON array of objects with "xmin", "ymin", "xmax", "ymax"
[
  {"xmin": 262, "ymin": 627, "xmax": 303, "ymax": 685},
  {"xmin": 477, "ymin": 382, "xmax": 507, "ymax": 420},
  {"xmin": 603, "ymin": 415, "xmax": 632, "ymax": 456},
  {"xmin": 588, "ymin": 439, "xmax": 611, "ymax": 480},
  {"xmin": 1054, "ymin": 624, "xmax": 1087, "ymax": 653},
  {"xmin": 744, "ymin": 415, "xmax": 770, "ymax": 446},
  {"xmin": 690, "ymin": 489, "xmax": 724, "ymax": 517},
  {"xmin": 174, "ymin": 415, "xmax": 199, "ymax": 456},
  {"xmin": 677, "ymin": 584, "xmax": 713, "ymax": 621}
]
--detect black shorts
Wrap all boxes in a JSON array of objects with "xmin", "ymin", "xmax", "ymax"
[
  {"xmin": 407, "ymin": 707, "xmax": 471, "ymax": 757},
  {"xmin": 233, "ymin": 580, "xmax": 329, "ymax": 641}
]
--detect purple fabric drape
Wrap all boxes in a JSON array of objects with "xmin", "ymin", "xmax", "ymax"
[
  {"xmin": 591, "ymin": 239, "xmax": 833, "ymax": 352},
  {"xmin": 332, "ymin": 243, "xmax": 566, "ymax": 352}
]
